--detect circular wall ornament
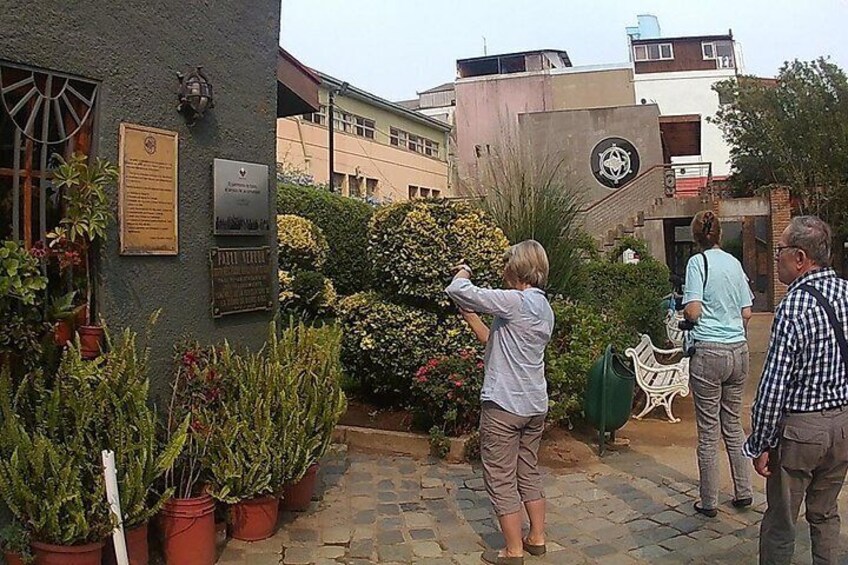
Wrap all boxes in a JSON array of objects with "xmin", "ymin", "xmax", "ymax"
[{"xmin": 590, "ymin": 137, "xmax": 640, "ymax": 189}]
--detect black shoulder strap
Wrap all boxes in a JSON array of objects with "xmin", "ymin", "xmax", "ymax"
[
  {"xmin": 799, "ymin": 283, "xmax": 848, "ymax": 374},
  {"xmin": 700, "ymin": 252, "xmax": 708, "ymax": 288}
]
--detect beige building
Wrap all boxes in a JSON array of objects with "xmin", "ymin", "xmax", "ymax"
[{"xmin": 277, "ymin": 71, "xmax": 451, "ymax": 202}]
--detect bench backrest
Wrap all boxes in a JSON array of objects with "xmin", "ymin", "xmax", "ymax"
[{"xmin": 630, "ymin": 335, "xmax": 659, "ymax": 366}]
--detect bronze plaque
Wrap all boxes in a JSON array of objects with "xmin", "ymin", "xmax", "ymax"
[
  {"xmin": 210, "ymin": 247, "xmax": 274, "ymax": 318},
  {"xmin": 118, "ymin": 123, "xmax": 179, "ymax": 255}
]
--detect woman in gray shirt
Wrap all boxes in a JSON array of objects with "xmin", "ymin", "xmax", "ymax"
[{"xmin": 446, "ymin": 240, "xmax": 554, "ymax": 565}]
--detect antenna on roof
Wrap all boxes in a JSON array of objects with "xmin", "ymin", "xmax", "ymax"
[{"xmin": 483, "ymin": 36, "xmax": 488, "ymax": 56}]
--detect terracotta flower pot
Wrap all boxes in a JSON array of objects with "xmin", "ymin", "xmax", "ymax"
[
  {"xmin": 159, "ymin": 494, "xmax": 216, "ymax": 565},
  {"xmin": 3, "ymin": 551, "xmax": 25, "ymax": 565},
  {"xmin": 31, "ymin": 540, "xmax": 104, "ymax": 565},
  {"xmin": 77, "ymin": 325, "xmax": 104, "ymax": 360},
  {"xmin": 229, "ymin": 494, "xmax": 279, "ymax": 541},
  {"xmin": 280, "ymin": 463, "xmax": 319, "ymax": 512},
  {"xmin": 103, "ymin": 522, "xmax": 148, "ymax": 565},
  {"xmin": 54, "ymin": 320, "xmax": 74, "ymax": 346}
]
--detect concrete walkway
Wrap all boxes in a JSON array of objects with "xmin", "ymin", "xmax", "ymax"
[{"xmin": 217, "ymin": 442, "xmax": 848, "ymax": 564}]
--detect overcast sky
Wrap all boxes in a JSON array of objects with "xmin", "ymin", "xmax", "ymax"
[{"xmin": 280, "ymin": 0, "xmax": 848, "ymax": 101}]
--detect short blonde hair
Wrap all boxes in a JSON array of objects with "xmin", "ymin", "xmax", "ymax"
[{"xmin": 504, "ymin": 240, "xmax": 549, "ymax": 288}]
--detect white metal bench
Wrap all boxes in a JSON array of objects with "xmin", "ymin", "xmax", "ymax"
[
  {"xmin": 625, "ymin": 334, "xmax": 690, "ymax": 423},
  {"xmin": 665, "ymin": 311, "xmax": 684, "ymax": 347}
]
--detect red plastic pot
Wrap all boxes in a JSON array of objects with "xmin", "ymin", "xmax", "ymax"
[
  {"xmin": 3, "ymin": 551, "xmax": 25, "ymax": 565},
  {"xmin": 31, "ymin": 540, "xmax": 104, "ymax": 565},
  {"xmin": 230, "ymin": 495, "xmax": 279, "ymax": 541},
  {"xmin": 159, "ymin": 494, "xmax": 216, "ymax": 565},
  {"xmin": 54, "ymin": 320, "xmax": 73, "ymax": 346},
  {"xmin": 103, "ymin": 522, "xmax": 148, "ymax": 565},
  {"xmin": 77, "ymin": 326, "xmax": 104, "ymax": 360},
  {"xmin": 281, "ymin": 463, "xmax": 319, "ymax": 512}
]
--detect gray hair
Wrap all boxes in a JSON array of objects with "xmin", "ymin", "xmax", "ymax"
[
  {"xmin": 785, "ymin": 216, "xmax": 832, "ymax": 267},
  {"xmin": 504, "ymin": 240, "xmax": 549, "ymax": 288}
]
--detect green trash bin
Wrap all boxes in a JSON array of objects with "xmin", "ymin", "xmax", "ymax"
[{"xmin": 583, "ymin": 344, "xmax": 636, "ymax": 455}]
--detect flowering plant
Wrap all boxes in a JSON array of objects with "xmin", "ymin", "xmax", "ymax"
[{"xmin": 410, "ymin": 349, "xmax": 484, "ymax": 436}]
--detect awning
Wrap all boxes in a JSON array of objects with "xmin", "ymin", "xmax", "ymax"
[
  {"xmin": 277, "ymin": 48, "xmax": 320, "ymax": 117},
  {"xmin": 659, "ymin": 114, "xmax": 701, "ymax": 158}
]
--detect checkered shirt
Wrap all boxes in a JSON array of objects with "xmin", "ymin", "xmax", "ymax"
[{"xmin": 744, "ymin": 268, "xmax": 848, "ymax": 458}]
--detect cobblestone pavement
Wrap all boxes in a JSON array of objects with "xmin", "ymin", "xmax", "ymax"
[{"xmin": 216, "ymin": 444, "xmax": 848, "ymax": 565}]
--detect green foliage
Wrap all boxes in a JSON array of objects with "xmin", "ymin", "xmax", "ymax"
[
  {"xmin": 276, "ymin": 214, "xmax": 329, "ymax": 272},
  {"xmin": 428, "ymin": 426, "xmax": 450, "ymax": 459},
  {"xmin": 605, "ymin": 236, "xmax": 651, "ymax": 264},
  {"xmin": 546, "ymin": 300, "xmax": 634, "ymax": 424},
  {"xmin": 0, "ymin": 241, "xmax": 49, "ymax": 371},
  {"xmin": 277, "ymin": 183, "xmax": 373, "ymax": 294},
  {"xmin": 0, "ymin": 520, "xmax": 33, "ymax": 562},
  {"xmin": 369, "ymin": 199, "xmax": 509, "ymax": 306},
  {"xmin": 337, "ymin": 292, "xmax": 476, "ymax": 404},
  {"xmin": 49, "ymin": 153, "xmax": 117, "ymax": 245},
  {"xmin": 471, "ymin": 143, "xmax": 588, "ymax": 297},
  {"xmin": 0, "ymin": 241, "xmax": 47, "ymax": 307},
  {"xmin": 711, "ymin": 58, "xmax": 848, "ymax": 237},
  {"xmin": 279, "ymin": 270, "xmax": 337, "ymax": 319},
  {"xmin": 410, "ymin": 351, "xmax": 484, "ymax": 436}
]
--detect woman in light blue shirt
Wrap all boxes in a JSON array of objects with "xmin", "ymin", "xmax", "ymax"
[
  {"xmin": 446, "ymin": 240, "xmax": 554, "ymax": 565},
  {"xmin": 682, "ymin": 211, "xmax": 754, "ymax": 518}
]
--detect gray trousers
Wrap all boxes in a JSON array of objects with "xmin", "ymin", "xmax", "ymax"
[
  {"xmin": 760, "ymin": 407, "xmax": 848, "ymax": 565},
  {"xmin": 479, "ymin": 401, "xmax": 546, "ymax": 516},
  {"xmin": 690, "ymin": 341, "xmax": 752, "ymax": 509}
]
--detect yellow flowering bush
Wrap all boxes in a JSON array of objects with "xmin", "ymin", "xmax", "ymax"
[
  {"xmin": 338, "ymin": 292, "xmax": 478, "ymax": 403},
  {"xmin": 276, "ymin": 214, "xmax": 328, "ymax": 272},
  {"xmin": 368, "ymin": 199, "xmax": 509, "ymax": 305}
]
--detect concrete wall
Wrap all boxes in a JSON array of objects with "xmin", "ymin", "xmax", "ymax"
[
  {"xmin": 454, "ymin": 66, "xmax": 635, "ymax": 182},
  {"xmin": 518, "ymin": 104, "xmax": 664, "ymax": 204},
  {"xmin": 3, "ymin": 1, "xmax": 281, "ymax": 397},
  {"xmin": 277, "ymin": 117, "xmax": 450, "ymax": 202},
  {"xmin": 634, "ymin": 69, "xmax": 736, "ymax": 177}
]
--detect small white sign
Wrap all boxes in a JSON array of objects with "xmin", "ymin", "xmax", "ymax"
[
  {"xmin": 622, "ymin": 248, "xmax": 640, "ymax": 264},
  {"xmin": 213, "ymin": 159, "xmax": 270, "ymax": 236}
]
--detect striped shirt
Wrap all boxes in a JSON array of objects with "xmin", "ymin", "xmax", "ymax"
[
  {"xmin": 744, "ymin": 268, "xmax": 848, "ymax": 457},
  {"xmin": 445, "ymin": 277, "xmax": 554, "ymax": 417}
]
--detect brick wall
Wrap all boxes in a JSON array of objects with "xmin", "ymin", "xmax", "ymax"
[
  {"xmin": 580, "ymin": 166, "xmax": 665, "ymax": 236},
  {"xmin": 769, "ymin": 187, "xmax": 791, "ymax": 307}
]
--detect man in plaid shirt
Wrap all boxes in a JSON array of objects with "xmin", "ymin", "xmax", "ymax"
[{"xmin": 745, "ymin": 216, "xmax": 848, "ymax": 564}]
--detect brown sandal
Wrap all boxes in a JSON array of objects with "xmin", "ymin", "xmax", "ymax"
[
  {"xmin": 481, "ymin": 549, "xmax": 524, "ymax": 564},
  {"xmin": 523, "ymin": 539, "xmax": 547, "ymax": 556}
]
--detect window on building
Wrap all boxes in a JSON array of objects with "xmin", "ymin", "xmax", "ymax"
[
  {"xmin": 354, "ymin": 116, "xmax": 375, "ymax": 139},
  {"xmin": 332, "ymin": 172, "xmax": 345, "ymax": 193},
  {"xmin": 407, "ymin": 134, "xmax": 423, "ymax": 153},
  {"xmin": 302, "ymin": 105, "xmax": 327, "ymax": 125},
  {"xmin": 431, "ymin": 189, "xmax": 441, "ymax": 198},
  {"xmin": 333, "ymin": 110, "xmax": 354, "ymax": 133},
  {"xmin": 366, "ymin": 178, "xmax": 378, "ymax": 197},
  {"xmin": 715, "ymin": 42, "xmax": 735, "ymax": 68},
  {"xmin": 390, "ymin": 127, "xmax": 408, "ymax": 148},
  {"xmin": 419, "ymin": 187, "xmax": 431, "ymax": 198},
  {"xmin": 633, "ymin": 42, "xmax": 674, "ymax": 61},
  {"xmin": 392, "ymin": 127, "xmax": 439, "ymax": 157},
  {"xmin": 702, "ymin": 42, "xmax": 716, "ymax": 60},
  {"xmin": 348, "ymin": 175, "xmax": 362, "ymax": 197},
  {"xmin": 408, "ymin": 185, "xmax": 418, "ymax": 199},
  {"xmin": 423, "ymin": 139, "xmax": 439, "ymax": 157}
]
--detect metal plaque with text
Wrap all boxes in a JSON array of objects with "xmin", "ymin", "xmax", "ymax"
[
  {"xmin": 213, "ymin": 158, "xmax": 270, "ymax": 235},
  {"xmin": 210, "ymin": 246, "xmax": 274, "ymax": 317}
]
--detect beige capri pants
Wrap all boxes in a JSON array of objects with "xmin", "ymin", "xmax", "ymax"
[{"xmin": 479, "ymin": 400, "xmax": 546, "ymax": 516}]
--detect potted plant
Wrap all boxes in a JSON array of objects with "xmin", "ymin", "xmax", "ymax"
[
  {"xmin": 0, "ymin": 240, "xmax": 49, "ymax": 372},
  {"xmin": 0, "ymin": 360, "xmax": 114, "ymax": 565},
  {"xmin": 47, "ymin": 290, "xmax": 80, "ymax": 346},
  {"xmin": 100, "ymin": 316, "xmax": 187, "ymax": 565},
  {"xmin": 205, "ymin": 347, "xmax": 281, "ymax": 541},
  {"xmin": 47, "ymin": 153, "xmax": 118, "ymax": 360},
  {"xmin": 271, "ymin": 322, "xmax": 346, "ymax": 511},
  {"xmin": 0, "ymin": 520, "xmax": 33, "ymax": 565},
  {"xmin": 158, "ymin": 342, "xmax": 220, "ymax": 565}
]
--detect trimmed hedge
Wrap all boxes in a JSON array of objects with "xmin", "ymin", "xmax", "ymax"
[
  {"xmin": 337, "ymin": 292, "xmax": 477, "ymax": 405},
  {"xmin": 369, "ymin": 199, "xmax": 509, "ymax": 306},
  {"xmin": 277, "ymin": 184, "xmax": 373, "ymax": 295}
]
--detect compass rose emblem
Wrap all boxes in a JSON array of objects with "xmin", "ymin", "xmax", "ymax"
[{"xmin": 590, "ymin": 137, "xmax": 641, "ymax": 189}]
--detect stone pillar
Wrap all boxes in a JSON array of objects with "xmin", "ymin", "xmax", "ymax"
[{"xmin": 769, "ymin": 187, "xmax": 791, "ymax": 308}]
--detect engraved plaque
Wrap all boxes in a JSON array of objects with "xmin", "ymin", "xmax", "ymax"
[
  {"xmin": 118, "ymin": 123, "xmax": 179, "ymax": 255},
  {"xmin": 210, "ymin": 246, "xmax": 274, "ymax": 318},
  {"xmin": 213, "ymin": 158, "xmax": 270, "ymax": 235}
]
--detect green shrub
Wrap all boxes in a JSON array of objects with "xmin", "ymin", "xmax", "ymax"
[
  {"xmin": 276, "ymin": 214, "xmax": 329, "ymax": 272},
  {"xmin": 410, "ymin": 350, "xmax": 484, "ymax": 436},
  {"xmin": 369, "ymin": 199, "xmax": 509, "ymax": 306},
  {"xmin": 337, "ymin": 292, "xmax": 476, "ymax": 404},
  {"xmin": 584, "ymin": 259, "xmax": 671, "ymax": 344},
  {"xmin": 546, "ymin": 300, "xmax": 634, "ymax": 424},
  {"xmin": 277, "ymin": 183, "xmax": 373, "ymax": 295}
]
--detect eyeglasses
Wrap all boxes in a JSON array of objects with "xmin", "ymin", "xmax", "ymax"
[{"xmin": 774, "ymin": 245, "xmax": 801, "ymax": 260}]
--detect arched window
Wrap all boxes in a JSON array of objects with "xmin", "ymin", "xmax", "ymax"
[{"xmin": 0, "ymin": 61, "xmax": 99, "ymax": 247}]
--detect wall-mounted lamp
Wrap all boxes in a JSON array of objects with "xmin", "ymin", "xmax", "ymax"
[{"xmin": 177, "ymin": 66, "xmax": 214, "ymax": 125}]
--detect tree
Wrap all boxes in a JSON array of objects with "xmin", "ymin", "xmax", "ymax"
[{"xmin": 711, "ymin": 58, "xmax": 848, "ymax": 250}]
